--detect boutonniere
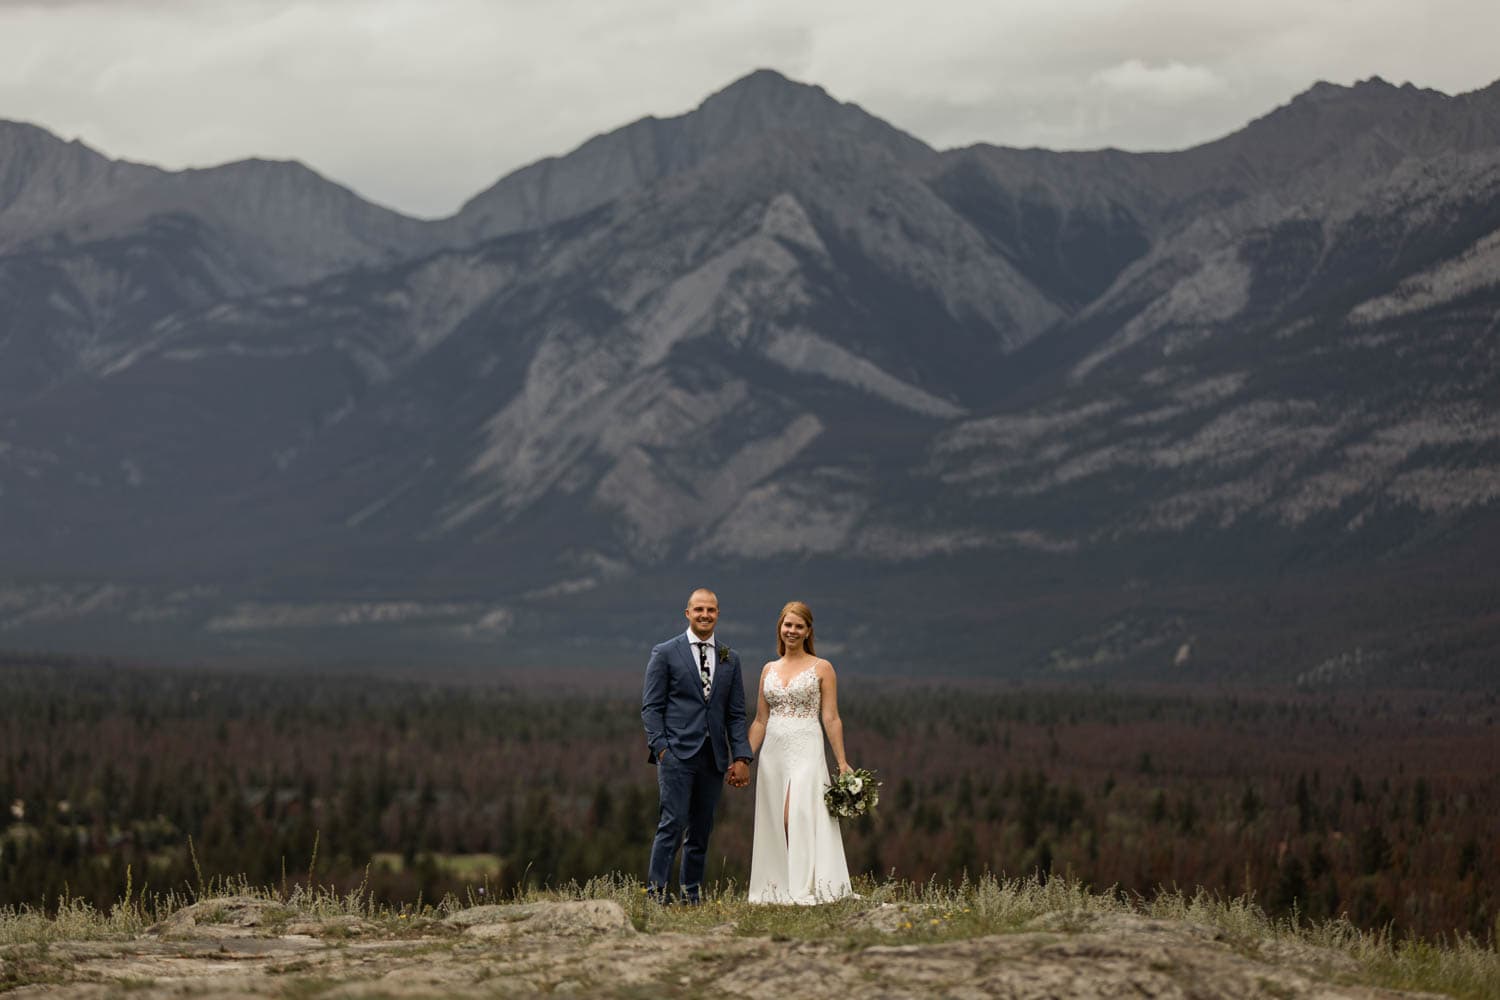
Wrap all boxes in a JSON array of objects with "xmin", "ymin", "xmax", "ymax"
[{"xmin": 717, "ymin": 644, "xmax": 732, "ymax": 661}]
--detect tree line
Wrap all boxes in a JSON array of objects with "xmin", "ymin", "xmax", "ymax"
[{"xmin": 1, "ymin": 657, "xmax": 1495, "ymax": 943}]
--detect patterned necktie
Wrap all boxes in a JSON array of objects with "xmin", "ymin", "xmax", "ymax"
[{"xmin": 696, "ymin": 642, "xmax": 711, "ymax": 700}]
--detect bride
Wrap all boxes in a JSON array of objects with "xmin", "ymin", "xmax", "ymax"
[{"xmin": 746, "ymin": 600, "xmax": 854, "ymax": 904}]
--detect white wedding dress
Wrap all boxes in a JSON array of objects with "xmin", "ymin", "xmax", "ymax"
[{"xmin": 747, "ymin": 667, "xmax": 853, "ymax": 904}]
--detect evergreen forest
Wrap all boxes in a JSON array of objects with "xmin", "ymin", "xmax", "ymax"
[{"xmin": 1, "ymin": 656, "xmax": 1494, "ymax": 945}]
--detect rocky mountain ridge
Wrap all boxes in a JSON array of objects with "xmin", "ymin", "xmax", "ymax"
[{"xmin": 1, "ymin": 70, "xmax": 1497, "ymax": 681}]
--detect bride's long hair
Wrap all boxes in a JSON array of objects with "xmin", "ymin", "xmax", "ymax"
[{"xmin": 776, "ymin": 601, "xmax": 815, "ymax": 656}]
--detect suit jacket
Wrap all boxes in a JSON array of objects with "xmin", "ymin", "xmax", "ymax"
[{"xmin": 641, "ymin": 633, "xmax": 753, "ymax": 772}]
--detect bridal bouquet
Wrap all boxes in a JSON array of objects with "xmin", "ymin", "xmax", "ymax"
[{"xmin": 824, "ymin": 767, "xmax": 880, "ymax": 818}]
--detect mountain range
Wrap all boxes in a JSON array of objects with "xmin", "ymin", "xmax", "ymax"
[{"xmin": 3, "ymin": 69, "xmax": 1498, "ymax": 685}]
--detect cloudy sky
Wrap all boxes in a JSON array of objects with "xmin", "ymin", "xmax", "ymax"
[{"xmin": 2, "ymin": 0, "xmax": 1496, "ymax": 218}]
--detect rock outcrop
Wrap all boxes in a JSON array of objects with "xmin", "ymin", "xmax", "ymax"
[{"xmin": 0, "ymin": 902, "xmax": 1447, "ymax": 998}]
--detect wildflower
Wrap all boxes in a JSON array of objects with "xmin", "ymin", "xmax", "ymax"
[{"xmin": 930, "ymin": 918, "xmax": 941, "ymax": 926}]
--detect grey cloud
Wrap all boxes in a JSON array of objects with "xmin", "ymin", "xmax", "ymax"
[{"xmin": 1, "ymin": 0, "xmax": 1497, "ymax": 216}]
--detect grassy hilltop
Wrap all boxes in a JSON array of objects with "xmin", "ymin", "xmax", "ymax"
[{"xmin": 2, "ymin": 873, "xmax": 1497, "ymax": 997}]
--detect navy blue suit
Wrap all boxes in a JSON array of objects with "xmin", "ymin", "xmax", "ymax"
[{"xmin": 641, "ymin": 633, "xmax": 753, "ymax": 900}]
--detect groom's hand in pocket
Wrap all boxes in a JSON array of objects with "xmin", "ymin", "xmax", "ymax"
[{"xmin": 726, "ymin": 760, "xmax": 750, "ymax": 787}]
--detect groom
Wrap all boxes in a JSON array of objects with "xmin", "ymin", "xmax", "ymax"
[{"xmin": 641, "ymin": 587, "xmax": 753, "ymax": 904}]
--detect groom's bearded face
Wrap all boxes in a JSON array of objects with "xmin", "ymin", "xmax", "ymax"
[{"xmin": 686, "ymin": 593, "xmax": 718, "ymax": 638}]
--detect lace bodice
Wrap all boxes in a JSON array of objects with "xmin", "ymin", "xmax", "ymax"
[{"xmin": 765, "ymin": 667, "xmax": 821, "ymax": 721}]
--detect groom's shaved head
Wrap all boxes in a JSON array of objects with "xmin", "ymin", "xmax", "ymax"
[{"xmin": 685, "ymin": 588, "xmax": 719, "ymax": 639}]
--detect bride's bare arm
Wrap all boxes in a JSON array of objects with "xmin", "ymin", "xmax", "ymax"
[
  {"xmin": 818, "ymin": 661, "xmax": 852, "ymax": 773},
  {"xmin": 747, "ymin": 664, "xmax": 771, "ymax": 756}
]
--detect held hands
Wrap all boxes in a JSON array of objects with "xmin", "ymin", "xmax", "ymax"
[{"xmin": 726, "ymin": 760, "xmax": 750, "ymax": 788}]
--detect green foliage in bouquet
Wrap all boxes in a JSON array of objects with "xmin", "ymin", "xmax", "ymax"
[{"xmin": 824, "ymin": 768, "xmax": 880, "ymax": 819}]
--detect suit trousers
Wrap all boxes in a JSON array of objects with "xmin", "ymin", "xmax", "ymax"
[{"xmin": 647, "ymin": 743, "xmax": 723, "ymax": 900}]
